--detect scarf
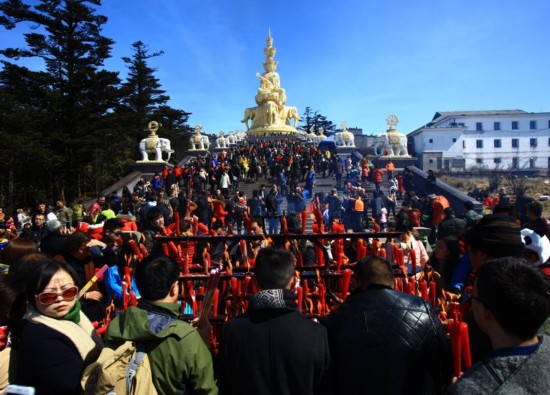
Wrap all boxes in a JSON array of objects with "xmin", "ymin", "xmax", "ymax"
[
  {"xmin": 24, "ymin": 304, "xmax": 103, "ymax": 363},
  {"xmin": 61, "ymin": 299, "xmax": 81, "ymax": 324},
  {"xmin": 249, "ymin": 289, "xmax": 297, "ymax": 310}
]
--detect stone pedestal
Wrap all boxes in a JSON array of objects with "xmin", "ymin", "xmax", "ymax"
[
  {"xmin": 372, "ymin": 156, "xmax": 417, "ymax": 169},
  {"xmin": 131, "ymin": 161, "xmax": 173, "ymax": 174},
  {"xmin": 336, "ymin": 146, "xmax": 359, "ymax": 155},
  {"xmin": 187, "ymin": 149, "xmax": 210, "ymax": 157}
]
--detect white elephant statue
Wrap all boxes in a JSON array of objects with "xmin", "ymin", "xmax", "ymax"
[
  {"xmin": 139, "ymin": 137, "xmax": 174, "ymax": 162},
  {"xmin": 235, "ymin": 131, "xmax": 247, "ymax": 141},
  {"xmin": 334, "ymin": 131, "xmax": 355, "ymax": 147},
  {"xmin": 189, "ymin": 134, "xmax": 210, "ymax": 150},
  {"xmin": 217, "ymin": 133, "xmax": 228, "ymax": 149},
  {"xmin": 373, "ymin": 134, "xmax": 393, "ymax": 156},
  {"xmin": 389, "ymin": 135, "xmax": 409, "ymax": 156}
]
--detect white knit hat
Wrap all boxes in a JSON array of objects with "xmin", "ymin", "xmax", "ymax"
[{"xmin": 521, "ymin": 228, "xmax": 550, "ymax": 266}]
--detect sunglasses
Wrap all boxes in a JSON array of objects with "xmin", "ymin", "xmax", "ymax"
[{"xmin": 36, "ymin": 286, "xmax": 79, "ymax": 305}]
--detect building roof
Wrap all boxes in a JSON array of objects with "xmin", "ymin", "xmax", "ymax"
[
  {"xmin": 430, "ymin": 110, "xmax": 526, "ymax": 122},
  {"xmin": 409, "ymin": 109, "xmax": 527, "ymax": 137}
]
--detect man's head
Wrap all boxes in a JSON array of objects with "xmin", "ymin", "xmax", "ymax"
[
  {"xmin": 354, "ymin": 256, "xmax": 394, "ymax": 289},
  {"xmin": 97, "ymin": 195, "xmax": 106, "ymax": 205},
  {"xmin": 443, "ymin": 207, "xmax": 454, "ymax": 217},
  {"xmin": 472, "ymin": 257, "xmax": 550, "ymax": 341},
  {"xmin": 254, "ymin": 247, "xmax": 295, "ymax": 290},
  {"xmin": 103, "ymin": 218, "xmax": 124, "ymax": 243},
  {"xmin": 55, "ymin": 199, "xmax": 65, "ymax": 208},
  {"xmin": 134, "ymin": 254, "xmax": 180, "ymax": 302},
  {"xmin": 465, "ymin": 214, "xmax": 524, "ymax": 269},
  {"xmin": 33, "ymin": 213, "xmax": 46, "ymax": 228},
  {"xmin": 147, "ymin": 207, "xmax": 165, "ymax": 229}
]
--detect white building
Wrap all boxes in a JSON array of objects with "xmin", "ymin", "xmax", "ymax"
[{"xmin": 408, "ymin": 110, "xmax": 550, "ymax": 171}]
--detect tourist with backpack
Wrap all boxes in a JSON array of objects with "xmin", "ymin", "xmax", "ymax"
[{"xmin": 85, "ymin": 254, "xmax": 217, "ymax": 394}]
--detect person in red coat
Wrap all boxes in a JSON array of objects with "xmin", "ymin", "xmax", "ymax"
[
  {"xmin": 396, "ymin": 173, "xmax": 404, "ymax": 200},
  {"xmin": 373, "ymin": 167, "xmax": 384, "ymax": 193}
]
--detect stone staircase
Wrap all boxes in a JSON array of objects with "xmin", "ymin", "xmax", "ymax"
[{"xmin": 232, "ymin": 170, "xmax": 397, "ymax": 233}]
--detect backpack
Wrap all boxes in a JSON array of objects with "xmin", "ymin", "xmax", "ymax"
[
  {"xmin": 81, "ymin": 341, "xmax": 158, "ymax": 395},
  {"xmin": 354, "ymin": 198, "xmax": 364, "ymax": 212}
]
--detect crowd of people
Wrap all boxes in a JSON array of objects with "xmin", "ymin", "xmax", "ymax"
[{"xmin": 0, "ymin": 137, "xmax": 550, "ymax": 394}]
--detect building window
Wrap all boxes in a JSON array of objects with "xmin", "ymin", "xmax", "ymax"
[
  {"xmin": 512, "ymin": 138, "xmax": 519, "ymax": 148},
  {"xmin": 452, "ymin": 138, "xmax": 457, "ymax": 143},
  {"xmin": 530, "ymin": 120, "xmax": 537, "ymax": 130},
  {"xmin": 429, "ymin": 159, "xmax": 433, "ymax": 164},
  {"xmin": 530, "ymin": 158, "xmax": 536, "ymax": 168},
  {"xmin": 512, "ymin": 121, "xmax": 518, "ymax": 130},
  {"xmin": 512, "ymin": 157, "xmax": 519, "ymax": 169},
  {"xmin": 476, "ymin": 139, "xmax": 483, "ymax": 148},
  {"xmin": 476, "ymin": 158, "xmax": 483, "ymax": 165},
  {"xmin": 494, "ymin": 139, "xmax": 501, "ymax": 148},
  {"xmin": 429, "ymin": 139, "xmax": 433, "ymax": 143},
  {"xmin": 548, "ymin": 137, "xmax": 550, "ymax": 147},
  {"xmin": 530, "ymin": 138, "xmax": 537, "ymax": 147},
  {"xmin": 463, "ymin": 140, "xmax": 466, "ymax": 149},
  {"xmin": 548, "ymin": 120, "xmax": 550, "ymax": 129},
  {"xmin": 494, "ymin": 122, "xmax": 500, "ymax": 130},
  {"xmin": 494, "ymin": 158, "xmax": 502, "ymax": 164},
  {"xmin": 476, "ymin": 122, "xmax": 483, "ymax": 131}
]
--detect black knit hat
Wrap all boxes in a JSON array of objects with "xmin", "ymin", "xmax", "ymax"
[{"xmin": 465, "ymin": 214, "xmax": 524, "ymax": 258}]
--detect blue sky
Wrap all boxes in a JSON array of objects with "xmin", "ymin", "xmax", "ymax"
[{"xmin": 2, "ymin": 0, "xmax": 549, "ymax": 136}]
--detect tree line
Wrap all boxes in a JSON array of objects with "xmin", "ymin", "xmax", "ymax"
[
  {"xmin": 0, "ymin": 0, "xmax": 338, "ymax": 212},
  {"xmin": 0, "ymin": 0, "xmax": 192, "ymax": 210}
]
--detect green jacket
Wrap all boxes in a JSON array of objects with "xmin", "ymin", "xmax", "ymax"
[{"xmin": 105, "ymin": 301, "xmax": 218, "ymax": 395}]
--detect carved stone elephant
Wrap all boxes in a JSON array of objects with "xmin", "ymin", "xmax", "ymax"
[
  {"xmin": 373, "ymin": 134, "xmax": 393, "ymax": 156},
  {"xmin": 189, "ymin": 135, "xmax": 210, "ymax": 150},
  {"xmin": 241, "ymin": 107, "xmax": 257, "ymax": 130},
  {"xmin": 388, "ymin": 135, "xmax": 409, "ymax": 156},
  {"xmin": 139, "ymin": 137, "xmax": 174, "ymax": 161},
  {"xmin": 334, "ymin": 131, "xmax": 355, "ymax": 147},
  {"xmin": 216, "ymin": 136, "xmax": 228, "ymax": 149},
  {"xmin": 264, "ymin": 101, "xmax": 278, "ymax": 126},
  {"xmin": 282, "ymin": 106, "xmax": 301, "ymax": 127}
]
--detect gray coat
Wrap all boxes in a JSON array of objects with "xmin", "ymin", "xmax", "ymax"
[{"xmin": 447, "ymin": 336, "xmax": 550, "ymax": 394}]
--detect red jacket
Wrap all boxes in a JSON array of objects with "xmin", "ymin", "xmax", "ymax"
[{"xmin": 373, "ymin": 169, "xmax": 384, "ymax": 183}]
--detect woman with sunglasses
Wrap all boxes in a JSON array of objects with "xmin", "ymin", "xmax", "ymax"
[{"xmin": 12, "ymin": 260, "xmax": 103, "ymax": 394}]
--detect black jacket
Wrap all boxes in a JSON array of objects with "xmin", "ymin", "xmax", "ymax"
[
  {"xmin": 217, "ymin": 302, "xmax": 330, "ymax": 395},
  {"xmin": 322, "ymin": 287, "xmax": 452, "ymax": 395},
  {"xmin": 14, "ymin": 321, "xmax": 91, "ymax": 395}
]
